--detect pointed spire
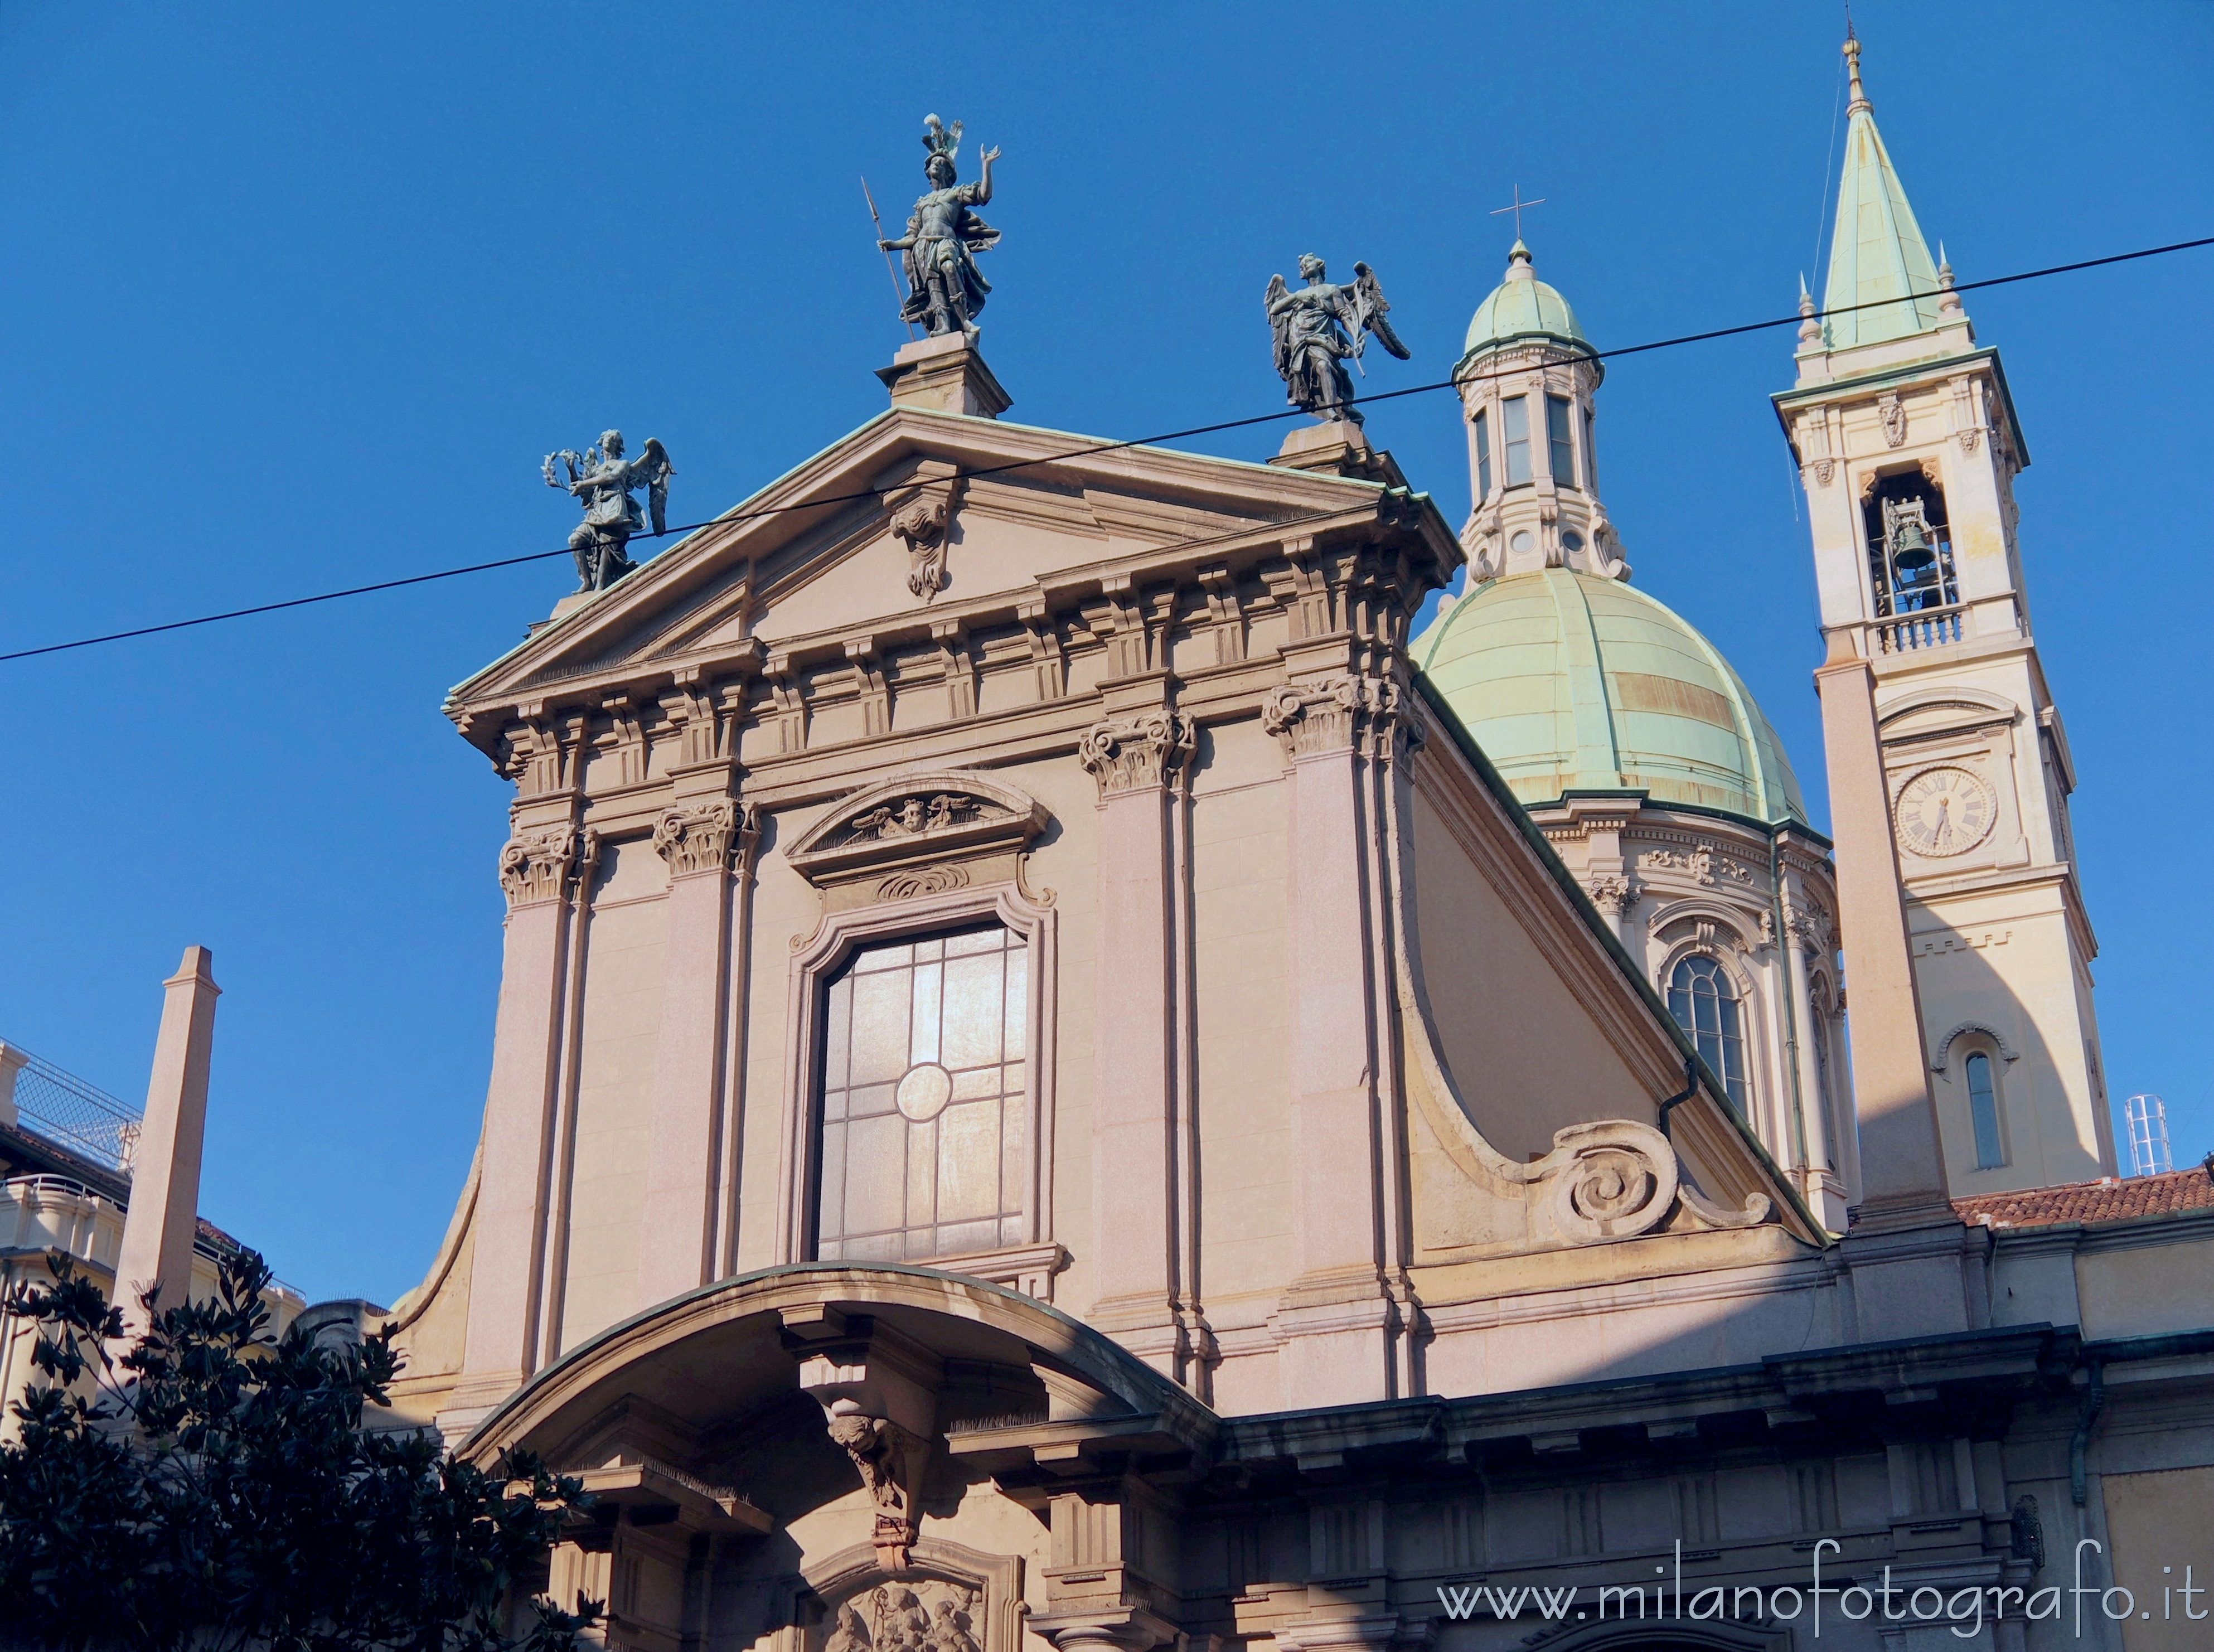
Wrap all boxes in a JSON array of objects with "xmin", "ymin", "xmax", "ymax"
[
  {"xmin": 1798, "ymin": 274, "xmax": 1823, "ymax": 346},
  {"xmin": 1505, "ymin": 238, "xmax": 1535, "ymax": 281},
  {"xmin": 1819, "ymin": 32, "xmax": 1944, "ymax": 351}
]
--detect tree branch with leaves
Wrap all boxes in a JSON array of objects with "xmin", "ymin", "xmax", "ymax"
[{"xmin": 0, "ymin": 1248, "xmax": 601, "ymax": 1652}]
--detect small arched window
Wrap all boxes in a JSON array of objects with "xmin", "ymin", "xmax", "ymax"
[
  {"xmin": 1966, "ymin": 1051, "xmax": 2005, "ymax": 1169},
  {"xmin": 1666, "ymin": 955, "xmax": 1748, "ymax": 1111}
]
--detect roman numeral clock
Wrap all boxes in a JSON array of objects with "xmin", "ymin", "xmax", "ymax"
[{"xmin": 1893, "ymin": 765, "xmax": 1996, "ymax": 859}]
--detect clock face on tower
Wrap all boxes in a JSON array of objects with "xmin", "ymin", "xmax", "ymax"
[{"xmin": 1893, "ymin": 765, "xmax": 1996, "ymax": 859}]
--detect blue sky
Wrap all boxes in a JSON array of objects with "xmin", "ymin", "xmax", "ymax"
[{"xmin": 2, "ymin": 4, "xmax": 2208, "ymax": 1306}]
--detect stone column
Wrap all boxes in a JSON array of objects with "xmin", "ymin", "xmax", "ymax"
[
  {"xmin": 1262, "ymin": 672, "xmax": 1398, "ymax": 1405},
  {"xmin": 1815, "ymin": 644, "xmax": 1980, "ymax": 1335},
  {"xmin": 1078, "ymin": 707, "xmax": 1194, "ymax": 1378},
  {"xmin": 113, "ymin": 946, "xmax": 220, "ymax": 1338},
  {"xmin": 457, "ymin": 826, "xmax": 586, "ymax": 1408},
  {"xmin": 637, "ymin": 799, "xmax": 755, "ymax": 1309}
]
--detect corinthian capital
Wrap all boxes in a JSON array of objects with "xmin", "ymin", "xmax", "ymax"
[
  {"xmin": 1077, "ymin": 710, "xmax": 1195, "ymax": 798},
  {"xmin": 652, "ymin": 798, "xmax": 759, "ymax": 878},
  {"xmin": 497, "ymin": 826, "xmax": 594, "ymax": 907},
  {"xmin": 1261, "ymin": 672, "xmax": 1401, "ymax": 759}
]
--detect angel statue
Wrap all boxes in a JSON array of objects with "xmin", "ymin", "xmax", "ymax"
[
  {"xmin": 1265, "ymin": 255, "xmax": 1411, "ymax": 425},
  {"xmin": 542, "ymin": 430, "xmax": 674, "ymax": 593},
  {"xmin": 879, "ymin": 115, "xmax": 1002, "ymax": 338}
]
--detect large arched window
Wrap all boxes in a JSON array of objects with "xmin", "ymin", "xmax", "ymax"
[
  {"xmin": 1666, "ymin": 955, "xmax": 1749, "ymax": 1111},
  {"xmin": 1966, "ymin": 1051, "xmax": 2006, "ymax": 1169},
  {"xmin": 814, "ymin": 924, "xmax": 1029, "ymax": 1263}
]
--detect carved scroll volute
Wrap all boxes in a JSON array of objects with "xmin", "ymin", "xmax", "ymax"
[
  {"xmin": 884, "ymin": 462, "xmax": 965, "ymax": 603},
  {"xmin": 652, "ymin": 798, "xmax": 761, "ymax": 878},
  {"xmin": 1076, "ymin": 711, "xmax": 1195, "ymax": 798},
  {"xmin": 1259, "ymin": 673, "xmax": 1401, "ymax": 761},
  {"xmin": 497, "ymin": 825, "xmax": 597, "ymax": 908}
]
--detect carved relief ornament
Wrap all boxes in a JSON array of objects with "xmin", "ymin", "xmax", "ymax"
[
  {"xmin": 652, "ymin": 798, "xmax": 760, "ymax": 878},
  {"xmin": 826, "ymin": 1404, "xmax": 934, "ymax": 1571},
  {"xmin": 1878, "ymin": 391, "xmax": 1908, "ymax": 448},
  {"xmin": 1585, "ymin": 873, "xmax": 1636, "ymax": 916},
  {"xmin": 786, "ymin": 771, "xmax": 1049, "ymax": 899},
  {"xmin": 883, "ymin": 463, "xmax": 964, "ymax": 603},
  {"xmin": 1077, "ymin": 710, "xmax": 1195, "ymax": 797},
  {"xmin": 497, "ymin": 825, "xmax": 596, "ymax": 907},
  {"xmin": 1260, "ymin": 672, "xmax": 1401, "ymax": 760}
]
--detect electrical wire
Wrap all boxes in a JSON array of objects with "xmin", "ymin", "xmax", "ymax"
[{"xmin": 3, "ymin": 231, "xmax": 2208, "ymax": 668}]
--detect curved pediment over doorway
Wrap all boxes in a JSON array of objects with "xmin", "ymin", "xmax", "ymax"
[
  {"xmin": 462, "ymin": 1258, "xmax": 1214, "ymax": 1509},
  {"xmin": 461, "ymin": 1265, "xmax": 1213, "ymax": 1652}
]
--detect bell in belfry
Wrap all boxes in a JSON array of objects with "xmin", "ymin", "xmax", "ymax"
[{"xmin": 1885, "ymin": 497, "xmax": 1937, "ymax": 571}]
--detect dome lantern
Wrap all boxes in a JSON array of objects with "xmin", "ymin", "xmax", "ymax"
[{"xmin": 1455, "ymin": 243, "xmax": 1624, "ymax": 588}]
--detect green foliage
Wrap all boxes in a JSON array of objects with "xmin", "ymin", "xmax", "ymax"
[{"xmin": 0, "ymin": 1248, "xmax": 602, "ymax": 1652}]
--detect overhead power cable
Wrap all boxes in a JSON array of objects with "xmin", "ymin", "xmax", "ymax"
[{"xmin": 4, "ymin": 232, "xmax": 2208, "ymax": 668}]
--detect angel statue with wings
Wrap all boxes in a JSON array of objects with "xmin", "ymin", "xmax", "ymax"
[
  {"xmin": 1265, "ymin": 255, "xmax": 1411, "ymax": 425},
  {"xmin": 542, "ymin": 430, "xmax": 674, "ymax": 593},
  {"xmin": 879, "ymin": 114, "xmax": 1002, "ymax": 338}
]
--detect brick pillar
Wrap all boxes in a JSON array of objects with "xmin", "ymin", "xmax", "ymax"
[{"xmin": 113, "ymin": 946, "xmax": 220, "ymax": 1339}]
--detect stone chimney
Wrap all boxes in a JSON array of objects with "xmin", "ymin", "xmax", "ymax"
[{"xmin": 113, "ymin": 946, "xmax": 220, "ymax": 1338}]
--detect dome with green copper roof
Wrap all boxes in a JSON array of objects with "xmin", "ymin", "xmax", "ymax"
[
  {"xmin": 1413, "ymin": 569, "xmax": 1808, "ymax": 826},
  {"xmin": 1461, "ymin": 240, "xmax": 1590, "ymax": 364}
]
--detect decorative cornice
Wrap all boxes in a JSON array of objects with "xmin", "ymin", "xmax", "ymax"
[
  {"xmin": 651, "ymin": 798, "xmax": 759, "ymax": 878},
  {"xmin": 1078, "ymin": 711, "xmax": 1195, "ymax": 797}
]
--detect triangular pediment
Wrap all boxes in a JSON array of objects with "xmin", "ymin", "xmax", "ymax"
[{"xmin": 450, "ymin": 405, "xmax": 1398, "ymax": 714}]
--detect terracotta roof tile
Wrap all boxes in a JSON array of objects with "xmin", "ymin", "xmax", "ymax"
[{"xmin": 1954, "ymin": 1165, "xmax": 2214, "ymax": 1230}]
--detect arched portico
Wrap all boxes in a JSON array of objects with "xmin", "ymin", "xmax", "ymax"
[{"xmin": 459, "ymin": 1264, "xmax": 1214, "ymax": 1652}]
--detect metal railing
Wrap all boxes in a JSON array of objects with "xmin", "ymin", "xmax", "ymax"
[{"xmin": 3, "ymin": 1044, "xmax": 141, "ymax": 1174}]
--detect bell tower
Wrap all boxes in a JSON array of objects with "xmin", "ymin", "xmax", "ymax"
[{"xmin": 1776, "ymin": 35, "xmax": 2115, "ymax": 1193}]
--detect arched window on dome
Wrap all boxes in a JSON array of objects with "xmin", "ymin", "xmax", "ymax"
[
  {"xmin": 1546, "ymin": 394, "xmax": 1577, "ymax": 488},
  {"xmin": 1471, "ymin": 406, "xmax": 1493, "ymax": 498},
  {"xmin": 1666, "ymin": 955, "xmax": 1749, "ymax": 1112},
  {"xmin": 1501, "ymin": 395, "xmax": 1532, "ymax": 486}
]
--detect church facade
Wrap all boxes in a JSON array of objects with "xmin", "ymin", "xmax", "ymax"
[{"xmin": 347, "ymin": 42, "xmax": 2214, "ymax": 1652}]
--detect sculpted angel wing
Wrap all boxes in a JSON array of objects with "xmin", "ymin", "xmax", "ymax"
[
  {"xmin": 638, "ymin": 438, "xmax": 675, "ymax": 535},
  {"xmin": 1353, "ymin": 262, "xmax": 1413, "ymax": 360},
  {"xmin": 1265, "ymin": 274, "xmax": 1292, "ymax": 377}
]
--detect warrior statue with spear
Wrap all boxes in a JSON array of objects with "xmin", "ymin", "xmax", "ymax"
[{"xmin": 874, "ymin": 115, "xmax": 1002, "ymax": 340}]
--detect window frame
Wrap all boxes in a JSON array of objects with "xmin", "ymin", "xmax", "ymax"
[
  {"xmin": 778, "ymin": 880, "xmax": 1059, "ymax": 1274},
  {"xmin": 1664, "ymin": 950, "xmax": 1753, "ymax": 1113},
  {"xmin": 1965, "ymin": 1049, "xmax": 2007, "ymax": 1169},
  {"xmin": 1546, "ymin": 393, "xmax": 1578, "ymax": 488},
  {"xmin": 1501, "ymin": 395, "xmax": 1532, "ymax": 486},
  {"xmin": 1471, "ymin": 405, "xmax": 1493, "ymax": 499}
]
